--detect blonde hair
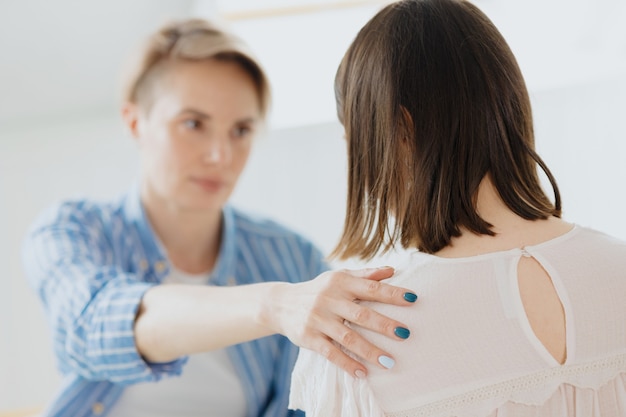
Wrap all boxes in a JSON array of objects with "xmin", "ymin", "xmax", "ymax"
[{"xmin": 121, "ymin": 18, "xmax": 270, "ymax": 116}]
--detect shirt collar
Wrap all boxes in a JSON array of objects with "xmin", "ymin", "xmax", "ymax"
[
  {"xmin": 122, "ymin": 182, "xmax": 238, "ymax": 285},
  {"xmin": 210, "ymin": 205, "xmax": 237, "ymax": 286}
]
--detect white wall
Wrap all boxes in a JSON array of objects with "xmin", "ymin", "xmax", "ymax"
[
  {"xmin": 0, "ymin": 118, "xmax": 137, "ymax": 408},
  {"xmin": 2, "ymin": 0, "xmax": 626, "ymax": 411},
  {"xmin": 533, "ymin": 76, "xmax": 626, "ymax": 238},
  {"xmin": 0, "ymin": 0, "xmax": 195, "ymax": 129}
]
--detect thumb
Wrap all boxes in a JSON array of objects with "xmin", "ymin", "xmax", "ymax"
[{"xmin": 344, "ymin": 266, "xmax": 395, "ymax": 281}]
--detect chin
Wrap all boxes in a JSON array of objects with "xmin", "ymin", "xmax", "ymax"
[
  {"xmin": 184, "ymin": 199, "xmax": 226, "ymax": 212},
  {"xmin": 183, "ymin": 193, "xmax": 229, "ymax": 212},
  {"xmin": 170, "ymin": 183, "xmax": 228, "ymax": 210}
]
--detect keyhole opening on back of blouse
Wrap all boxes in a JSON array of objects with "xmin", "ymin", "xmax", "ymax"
[{"xmin": 517, "ymin": 253, "xmax": 567, "ymax": 365}]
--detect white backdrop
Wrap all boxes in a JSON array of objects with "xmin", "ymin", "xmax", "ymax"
[{"xmin": 1, "ymin": 0, "xmax": 626, "ymax": 411}]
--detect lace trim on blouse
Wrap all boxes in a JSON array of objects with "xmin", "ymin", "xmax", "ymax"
[{"xmin": 386, "ymin": 352, "xmax": 626, "ymax": 417}]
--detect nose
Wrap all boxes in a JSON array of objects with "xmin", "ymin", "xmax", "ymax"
[{"xmin": 202, "ymin": 136, "xmax": 231, "ymax": 165}]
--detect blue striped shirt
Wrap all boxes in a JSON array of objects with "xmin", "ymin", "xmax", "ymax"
[{"xmin": 22, "ymin": 187, "xmax": 329, "ymax": 417}]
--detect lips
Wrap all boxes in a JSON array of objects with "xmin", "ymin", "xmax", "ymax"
[{"xmin": 190, "ymin": 177, "xmax": 226, "ymax": 193}]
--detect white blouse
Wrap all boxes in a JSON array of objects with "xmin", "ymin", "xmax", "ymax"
[{"xmin": 290, "ymin": 226, "xmax": 626, "ymax": 417}]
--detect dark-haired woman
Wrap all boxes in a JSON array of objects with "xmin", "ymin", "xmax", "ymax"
[{"xmin": 290, "ymin": 0, "xmax": 626, "ymax": 416}]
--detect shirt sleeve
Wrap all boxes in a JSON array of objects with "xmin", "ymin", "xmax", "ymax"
[
  {"xmin": 289, "ymin": 347, "xmax": 385, "ymax": 417},
  {"xmin": 21, "ymin": 203, "xmax": 186, "ymax": 385}
]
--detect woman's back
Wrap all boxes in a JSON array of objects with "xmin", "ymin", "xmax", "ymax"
[
  {"xmin": 290, "ymin": 225, "xmax": 626, "ymax": 416},
  {"xmin": 290, "ymin": 0, "xmax": 626, "ymax": 415}
]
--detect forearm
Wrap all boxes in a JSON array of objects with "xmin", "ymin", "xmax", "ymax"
[
  {"xmin": 136, "ymin": 267, "xmax": 420, "ymax": 379},
  {"xmin": 135, "ymin": 282, "xmax": 283, "ymax": 362}
]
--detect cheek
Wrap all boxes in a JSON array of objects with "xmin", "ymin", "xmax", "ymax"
[
  {"xmin": 161, "ymin": 124, "xmax": 195, "ymax": 158},
  {"xmin": 140, "ymin": 127, "xmax": 189, "ymax": 179},
  {"xmin": 231, "ymin": 142, "xmax": 253, "ymax": 176}
]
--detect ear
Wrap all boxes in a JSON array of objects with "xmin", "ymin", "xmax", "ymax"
[{"xmin": 121, "ymin": 102, "xmax": 141, "ymax": 140}]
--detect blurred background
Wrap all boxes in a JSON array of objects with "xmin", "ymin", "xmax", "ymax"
[{"xmin": 1, "ymin": 0, "xmax": 625, "ymax": 412}]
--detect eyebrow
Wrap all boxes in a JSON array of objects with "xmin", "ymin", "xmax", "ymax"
[
  {"xmin": 178, "ymin": 108, "xmax": 210, "ymax": 119},
  {"xmin": 177, "ymin": 108, "xmax": 259, "ymax": 124}
]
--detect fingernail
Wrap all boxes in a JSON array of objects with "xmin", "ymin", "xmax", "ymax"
[
  {"xmin": 378, "ymin": 265, "xmax": 393, "ymax": 270},
  {"xmin": 403, "ymin": 292, "xmax": 418, "ymax": 302},
  {"xmin": 355, "ymin": 369, "xmax": 366, "ymax": 379},
  {"xmin": 394, "ymin": 327, "xmax": 410, "ymax": 339},
  {"xmin": 378, "ymin": 355, "xmax": 395, "ymax": 369}
]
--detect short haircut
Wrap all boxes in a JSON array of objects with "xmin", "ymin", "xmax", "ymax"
[
  {"xmin": 120, "ymin": 18, "xmax": 270, "ymax": 116},
  {"xmin": 333, "ymin": 0, "xmax": 561, "ymax": 259}
]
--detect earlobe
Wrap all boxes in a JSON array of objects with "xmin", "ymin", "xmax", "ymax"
[{"xmin": 121, "ymin": 102, "xmax": 141, "ymax": 140}]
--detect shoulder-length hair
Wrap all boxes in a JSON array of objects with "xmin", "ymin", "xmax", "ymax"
[{"xmin": 333, "ymin": 0, "xmax": 561, "ymax": 259}]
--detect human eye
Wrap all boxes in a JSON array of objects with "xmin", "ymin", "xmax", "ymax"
[
  {"xmin": 182, "ymin": 118, "xmax": 203, "ymax": 131},
  {"xmin": 231, "ymin": 124, "xmax": 254, "ymax": 140}
]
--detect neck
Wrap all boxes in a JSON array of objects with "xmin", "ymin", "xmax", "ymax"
[
  {"xmin": 141, "ymin": 185, "xmax": 222, "ymax": 274},
  {"xmin": 435, "ymin": 175, "xmax": 571, "ymax": 258},
  {"xmin": 474, "ymin": 175, "xmax": 527, "ymax": 233}
]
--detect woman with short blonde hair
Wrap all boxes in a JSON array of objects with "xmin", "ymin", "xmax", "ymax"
[{"xmin": 23, "ymin": 18, "xmax": 420, "ymax": 417}]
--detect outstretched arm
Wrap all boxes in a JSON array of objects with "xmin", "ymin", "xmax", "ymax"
[
  {"xmin": 24, "ymin": 203, "xmax": 417, "ymax": 383},
  {"xmin": 136, "ymin": 266, "xmax": 417, "ymax": 378}
]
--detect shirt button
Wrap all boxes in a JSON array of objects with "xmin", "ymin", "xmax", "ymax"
[
  {"xmin": 154, "ymin": 261, "xmax": 167, "ymax": 273},
  {"xmin": 227, "ymin": 276, "xmax": 237, "ymax": 286},
  {"xmin": 92, "ymin": 402, "xmax": 105, "ymax": 415},
  {"xmin": 139, "ymin": 259, "xmax": 148, "ymax": 270}
]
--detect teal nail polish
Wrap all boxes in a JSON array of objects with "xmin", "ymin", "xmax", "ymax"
[
  {"xmin": 403, "ymin": 292, "xmax": 418, "ymax": 302},
  {"xmin": 378, "ymin": 355, "xmax": 395, "ymax": 369},
  {"xmin": 394, "ymin": 327, "xmax": 410, "ymax": 339}
]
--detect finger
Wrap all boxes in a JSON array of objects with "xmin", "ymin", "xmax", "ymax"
[
  {"xmin": 325, "ymin": 319, "xmax": 396, "ymax": 371},
  {"xmin": 349, "ymin": 277, "xmax": 418, "ymax": 305},
  {"xmin": 335, "ymin": 299, "xmax": 411, "ymax": 342},
  {"xmin": 345, "ymin": 266, "xmax": 395, "ymax": 281},
  {"xmin": 314, "ymin": 337, "xmax": 370, "ymax": 378}
]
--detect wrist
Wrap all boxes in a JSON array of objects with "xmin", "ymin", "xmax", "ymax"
[{"xmin": 256, "ymin": 281, "xmax": 290, "ymax": 334}]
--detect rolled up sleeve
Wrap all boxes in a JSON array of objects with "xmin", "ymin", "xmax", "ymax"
[{"xmin": 22, "ymin": 204, "xmax": 186, "ymax": 385}]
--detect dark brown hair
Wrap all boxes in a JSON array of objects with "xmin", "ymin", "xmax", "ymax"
[
  {"xmin": 333, "ymin": 0, "xmax": 561, "ymax": 259},
  {"xmin": 120, "ymin": 18, "xmax": 270, "ymax": 116}
]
